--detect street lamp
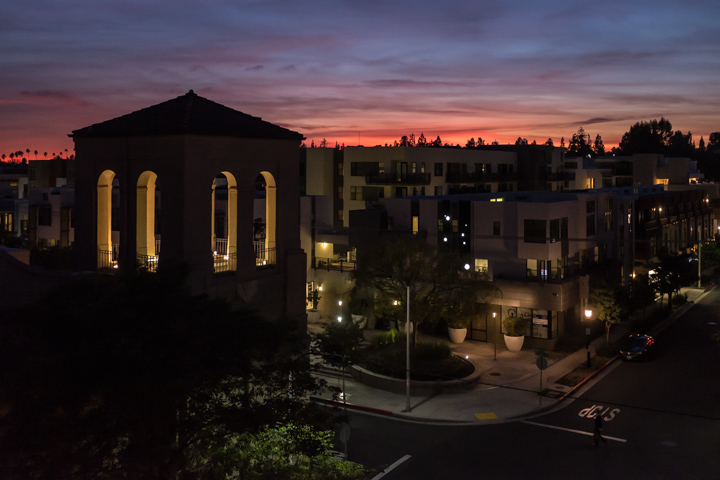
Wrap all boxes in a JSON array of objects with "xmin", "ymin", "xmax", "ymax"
[
  {"xmin": 493, "ymin": 312, "xmax": 498, "ymax": 361},
  {"xmin": 584, "ymin": 309, "xmax": 592, "ymax": 367}
]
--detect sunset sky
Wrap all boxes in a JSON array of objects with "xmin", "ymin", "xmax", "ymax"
[{"xmin": 1, "ymin": 0, "xmax": 719, "ymax": 159}]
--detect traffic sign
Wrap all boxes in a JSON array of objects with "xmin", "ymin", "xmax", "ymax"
[{"xmin": 536, "ymin": 356, "xmax": 548, "ymax": 370}]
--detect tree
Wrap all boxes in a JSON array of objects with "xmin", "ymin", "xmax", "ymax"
[
  {"xmin": 544, "ymin": 138, "xmax": 554, "ymax": 147},
  {"xmin": 593, "ymin": 134, "xmax": 605, "ymax": 157},
  {"xmin": 666, "ymin": 130, "xmax": 694, "ymax": 158},
  {"xmin": 649, "ymin": 253, "xmax": 696, "ymax": 309},
  {"xmin": 567, "ymin": 127, "xmax": 593, "ymax": 157},
  {"xmin": 515, "ymin": 137, "xmax": 528, "ymax": 145},
  {"xmin": 618, "ymin": 117, "xmax": 673, "ymax": 155},
  {"xmin": 417, "ymin": 133, "xmax": 427, "ymax": 147},
  {"xmin": 352, "ymin": 235, "xmax": 499, "ymax": 344},
  {"xmin": 465, "ymin": 137, "xmax": 476, "ymax": 148},
  {"xmin": 319, "ymin": 138, "xmax": 327, "ymax": 148},
  {"xmin": 432, "ymin": 136, "xmax": 442, "ymax": 147},
  {"xmin": 590, "ymin": 285, "xmax": 622, "ymax": 344},
  {"xmin": 0, "ymin": 269, "xmax": 335, "ymax": 479}
]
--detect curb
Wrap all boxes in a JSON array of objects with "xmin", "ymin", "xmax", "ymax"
[
  {"xmin": 557, "ymin": 354, "xmax": 619, "ymax": 402},
  {"xmin": 310, "ymin": 396, "xmax": 394, "ymax": 416}
]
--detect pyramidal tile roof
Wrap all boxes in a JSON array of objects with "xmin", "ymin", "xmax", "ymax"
[{"xmin": 71, "ymin": 90, "xmax": 304, "ymax": 140}]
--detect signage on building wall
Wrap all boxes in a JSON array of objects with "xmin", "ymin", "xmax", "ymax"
[{"xmin": 532, "ymin": 313, "xmax": 548, "ymax": 338}]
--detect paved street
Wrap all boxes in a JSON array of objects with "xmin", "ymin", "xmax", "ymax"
[{"xmin": 329, "ymin": 286, "xmax": 720, "ymax": 479}]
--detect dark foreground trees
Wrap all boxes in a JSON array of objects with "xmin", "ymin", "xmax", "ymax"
[{"xmin": 0, "ymin": 267, "xmax": 366, "ymax": 479}]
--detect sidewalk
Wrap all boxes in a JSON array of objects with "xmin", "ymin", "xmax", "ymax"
[{"xmin": 309, "ymin": 285, "xmax": 711, "ymax": 425}]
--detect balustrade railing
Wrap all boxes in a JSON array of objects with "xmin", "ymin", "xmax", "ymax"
[
  {"xmin": 137, "ymin": 254, "xmax": 159, "ymax": 272},
  {"xmin": 214, "ymin": 251, "xmax": 237, "ymax": 273}
]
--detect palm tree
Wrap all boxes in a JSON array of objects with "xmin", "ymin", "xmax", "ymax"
[
  {"xmin": 1, "ymin": 154, "xmax": 5, "ymax": 162},
  {"xmin": 44, "ymin": 152, "xmax": 47, "ymax": 159},
  {"xmin": 34, "ymin": 150, "xmax": 38, "ymax": 160},
  {"xmin": 9, "ymin": 153, "xmax": 14, "ymax": 163}
]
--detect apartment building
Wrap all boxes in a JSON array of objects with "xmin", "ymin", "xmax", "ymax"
[{"xmin": 563, "ymin": 154, "xmax": 705, "ymax": 190}]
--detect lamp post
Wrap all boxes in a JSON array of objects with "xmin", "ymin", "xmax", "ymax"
[
  {"xmin": 584, "ymin": 309, "xmax": 593, "ymax": 368},
  {"xmin": 493, "ymin": 312, "xmax": 498, "ymax": 361}
]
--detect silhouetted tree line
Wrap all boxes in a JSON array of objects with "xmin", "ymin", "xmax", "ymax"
[{"xmin": 0, "ymin": 148, "xmax": 73, "ymax": 164}]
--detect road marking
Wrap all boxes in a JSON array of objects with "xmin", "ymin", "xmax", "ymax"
[
  {"xmin": 475, "ymin": 412, "xmax": 498, "ymax": 420},
  {"xmin": 371, "ymin": 454, "xmax": 412, "ymax": 479},
  {"xmin": 522, "ymin": 420, "xmax": 628, "ymax": 443}
]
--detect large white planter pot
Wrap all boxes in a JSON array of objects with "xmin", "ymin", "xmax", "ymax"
[
  {"xmin": 448, "ymin": 327, "xmax": 468, "ymax": 344},
  {"xmin": 307, "ymin": 309, "xmax": 321, "ymax": 323},
  {"xmin": 352, "ymin": 314, "xmax": 367, "ymax": 328},
  {"xmin": 503, "ymin": 334, "xmax": 524, "ymax": 352}
]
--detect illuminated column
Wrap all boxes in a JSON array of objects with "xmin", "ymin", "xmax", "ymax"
[
  {"xmin": 210, "ymin": 183, "xmax": 216, "ymax": 251},
  {"xmin": 136, "ymin": 172, "xmax": 156, "ymax": 256},
  {"xmin": 265, "ymin": 182, "xmax": 276, "ymax": 252},
  {"xmin": 227, "ymin": 183, "xmax": 237, "ymax": 254}
]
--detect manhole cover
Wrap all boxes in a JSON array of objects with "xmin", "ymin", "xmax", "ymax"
[{"xmin": 489, "ymin": 372, "xmax": 501, "ymax": 376}]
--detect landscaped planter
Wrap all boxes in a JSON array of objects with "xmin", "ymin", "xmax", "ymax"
[
  {"xmin": 503, "ymin": 334, "xmax": 524, "ymax": 352},
  {"xmin": 447, "ymin": 327, "xmax": 467, "ymax": 344},
  {"xmin": 307, "ymin": 309, "xmax": 321, "ymax": 323}
]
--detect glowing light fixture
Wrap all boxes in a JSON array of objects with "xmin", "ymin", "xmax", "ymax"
[
  {"xmin": 584, "ymin": 309, "xmax": 592, "ymax": 319},
  {"xmin": 464, "ymin": 263, "xmax": 471, "ymax": 270},
  {"xmin": 337, "ymin": 316, "xmax": 342, "ymax": 322}
]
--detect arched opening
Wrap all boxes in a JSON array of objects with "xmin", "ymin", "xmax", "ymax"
[
  {"xmin": 137, "ymin": 171, "xmax": 159, "ymax": 272},
  {"xmin": 212, "ymin": 172, "xmax": 237, "ymax": 273},
  {"xmin": 254, "ymin": 171, "xmax": 276, "ymax": 267},
  {"xmin": 97, "ymin": 170, "xmax": 118, "ymax": 271}
]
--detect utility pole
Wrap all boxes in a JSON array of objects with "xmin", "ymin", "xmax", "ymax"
[{"xmin": 405, "ymin": 286, "xmax": 411, "ymax": 412}]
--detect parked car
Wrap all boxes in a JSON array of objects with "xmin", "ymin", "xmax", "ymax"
[{"xmin": 619, "ymin": 334, "xmax": 655, "ymax": 361}]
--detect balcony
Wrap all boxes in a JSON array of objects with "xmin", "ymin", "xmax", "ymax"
[
  {"xmin": 365, "ymin": 172, "xmax": 431, "ymax": 186},
  {"xmin": 97, "ymin": 248, "xmax": 118, "ymax": 273},
  {"xmin": 254, "ymin": 241, "xmax": 276, "ymax": 268},
  {"xmin": 214, "ymin": 252, "xmax": 237, "ymax": 273},
  {"xmin": 314, "ymin": 257, "xmax": 356, "ymax": 272},
  {"xmin": 137, "ymin": 253, "xmax": 159, "ymax": 272},
  {"xmin": 445, "ymin": 172, "xmax": 502, "ymax": 183}
]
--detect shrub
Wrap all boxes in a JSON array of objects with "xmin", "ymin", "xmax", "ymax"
[
  {"xmin": 413, "ymin": 341, "xmax": 451, "ymax": 361},
  {"xmin": 369, "ymin": 329, "xmax": 406, "ymax": 349},
  {"xmin": 502, "ymin": 316, "xmax": 529, "ymax": 336},
  {"xmin": 672, "ymin": 293, "xmax": 688, "ymax": 306}
]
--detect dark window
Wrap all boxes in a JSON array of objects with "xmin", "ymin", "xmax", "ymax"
[
  {"xmin": 396, "ymin": 187, "xmax": 408, "ymax": 198},
  {"xmin": 350, "ymin": 162, "xmax": 379, "ymax": 176},
  {"xmin": 586, "ymin": 200, "xmax": 595, "ymax": 214},
  {"xmin": 493, "ymin": 221, "xmax": 500, "ymax": 236},
  {"xmin": 524, "ymin": 219, "xmax": 546, "ymax": 243},
  {"xmin": 586, "ymin": 215, "xmax": 596, "ymax": 236},
  {"xmin": 38, "ymin": 206, "xmax": 52, "ymax": 226},
  {"xmin": 434, "ymin": 163, "xmax": 443, "ymax": 176}
]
